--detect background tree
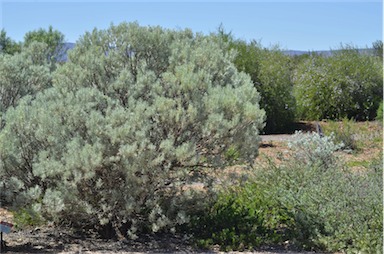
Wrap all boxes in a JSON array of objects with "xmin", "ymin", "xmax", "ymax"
[
  {"xmin": 257, "ymin": 47, "xmax": 296, "ymax": 133},
  {"xmin": 0, "ymin": 29, "xmax": 21, "ymax": 55},
  {"xmin": 0, "ymin": 22, "xmax": 265, "ymax": 238},
  {"xmin": 24, "ymin": 25, "xmax": 65, "ymax": 64},
  {"xmin": 216, "ymin": 28, "xmax": 295, "ymax": 133},
  {"xmin": 293, "ymin": 45, "xmax": 383, "ymax": 120},
  {"xmin": 372, "ymin": 40, "xmax": 383, "ymax": 59}
]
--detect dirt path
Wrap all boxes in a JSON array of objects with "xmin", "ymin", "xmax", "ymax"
[{"xmin": 260, "ymin": 134, "xmax": 295, "ymax": 142}]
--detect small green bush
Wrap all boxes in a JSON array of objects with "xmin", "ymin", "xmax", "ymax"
[
  {"xmin": 190, "ymin": 183, "xmax": 295, "ymax": 251},
  {"xmin": 323, "ymin": 118, "xmax": 358, "ymax": 151},
  {"xmin": 13, "ymin": 207, "xmax": 44, "ymax": 229}
]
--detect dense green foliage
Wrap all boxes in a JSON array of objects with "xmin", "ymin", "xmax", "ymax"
[
  {"xmin": 0, "ymin": 29, "xmax": 21, "ymax": 55},
  {"xmin": 323, "ymin": 118, "xmax": 359, "ymax": 151},
  {"xmin": 192, "ymin": 132, "xmax": 382, "ymax": 252},
  {"xmin": 256, "ymin": 48, "xmax": 296, "ymax": 133},
  {"xmin": 219, "ymin": 31, "xmax": 295, "ymax": 133},
  {"xmin": 0, "ymin": 22, "xmax": 265, "ymax": 238},
  {"xmin": 24, "ymin": 25, "xmax": 65, "ymax": 64},
  {"xmin": 376, "ymin": 100, "xmax": 383, "ymax": 122},
  {"xmin": 293, "ymin": 47, "xmax": 383, "ymax": 121},
  {"xmin": 191, "ymin": 179, "xmax": 295, "ymax": 251},
  {"xmin": 372, "ymin": 40, "xmax": 383, "ymax": 59}
]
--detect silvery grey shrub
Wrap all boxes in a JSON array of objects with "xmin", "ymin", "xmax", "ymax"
[
  {"xmin": 0, "ymin": 41, "xmax": 52, "ymax": 128},
  {"xmin": 0, "ymin": 22, "xmax": 265, "ymax": 237},
  {"xmin": 288, "ymin": 131, "xmax": 344, "ymax": 168}
]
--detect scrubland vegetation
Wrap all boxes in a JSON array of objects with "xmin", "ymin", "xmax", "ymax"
[{"xmin": 0, "ymin": 23, "xmax": 382, "ymax": 253}]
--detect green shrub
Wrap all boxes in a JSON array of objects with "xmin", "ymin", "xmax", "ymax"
[
  {"xmin": 191, "ymin": 133, "xmax": 382, "ymax": 252},
  {"xmin": 376, "ymin": 100, "xmax": 383, "ymax": 123},
  {"xmin": 216, "ymin": 29, "xmax": 295, "ymax": 134},
  {"xmin": 23, "ymin": 25, "xmax": 65, "ymax": 66},
  {"xmin": 293, "ymin": 46, "xmax": 383, "ymax": 121},
  {"xmin": 13, "ymin": 207, "xmax": 44, "ymax": 229},
  {"xmin": 190, "ymin": 182, "xmax": 295, "ymax": 251},
  {"xmin": 322, "ymin": 118, "xmax": 359, "ymax": 151},
  {"xmin": 0, "ymin": 22, "xmax": 265, "ymax": 239},
  {"xmin": 224, "ymin": 145, "xmax": 241, "ymax": 165},
  {"xmin": 256, "ymin": 48, "xmax": 296, "ymax": 133}
]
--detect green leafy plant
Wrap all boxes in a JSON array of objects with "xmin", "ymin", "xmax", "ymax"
[
  {"xmin": 0, "ymin": 29, "xmax": 21, "ymax": 55},
  {"xmin": 224, "ymin": 145, "xmax": 241, "ymax": 164},
  {"xmin": 23, "ymin": 25, "xmax": 65, "ymax": 65},
  {"xmin": 322, "ymin": 118, "xmax": 358, "ymax": 151},
  {"xmin": 216, "ymin": 28, "xmax": 295, "ymax": 134},
  {"xmin": 13, "ymin": 208, "xmax": 44, "ymax": 229},
  {"xmin": 376, "ymin": 100, "xmax": 383, "ymax": 123},
  {"xmin": 189, "ymin": 183, "xmax": 295, "ymax": 251},
  {"xmin": 293, "ymin": 45, "xmax": 383, "ymax": 121}
]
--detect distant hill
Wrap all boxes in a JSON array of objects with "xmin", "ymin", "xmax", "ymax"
[
  {"xmin": 282, "ymin": 50, "xmax": 333, "ymax": 57},
  {"xmin": 57, "ymin": 42, "xmax": 76, "ymax": 62},
  {"xmin": 58, "ymin": 42, "xmax": 375, "ymax": 62}
]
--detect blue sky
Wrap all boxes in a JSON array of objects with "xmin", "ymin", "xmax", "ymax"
[{"xmin": 1, "ymin": 0, "xmax": 382, "ymax": 51}]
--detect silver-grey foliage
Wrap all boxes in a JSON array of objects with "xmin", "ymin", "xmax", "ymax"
[
  {"xmin": 0, "ymin": 22, "xmax": 265, "ymax": 237},
  {"xmin": 0, "ymin": 41, "xmax": 52, "ymax": 127},
  {"xmin": 288, "ymin": 131, "xmax": 344, "ymax": 168}
]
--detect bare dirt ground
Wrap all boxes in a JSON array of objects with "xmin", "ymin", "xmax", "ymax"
[
  {"xmin": 1, "ymin": 225, "xmax": 195, "ymax": 253},
  {"xmin": 0, "ymin": 225, "xmax": 319, "ymax": 254}
]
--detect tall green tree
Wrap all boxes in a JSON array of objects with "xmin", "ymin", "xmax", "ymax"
[
  {"xmin": 24, "ymin": 25, "xmax": 65, "ymax": 64},
  {"xmin": 0, "ymin": 29, "xmax": 21, "ymax": 55},
  {"xmin": 0, "ymin": 22, "xmax": 265, "ymax": 238}
]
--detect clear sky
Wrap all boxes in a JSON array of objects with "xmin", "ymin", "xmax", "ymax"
[{"xmin": 0, "ymin": 0, "xmax": 382, "ymax": 51}]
